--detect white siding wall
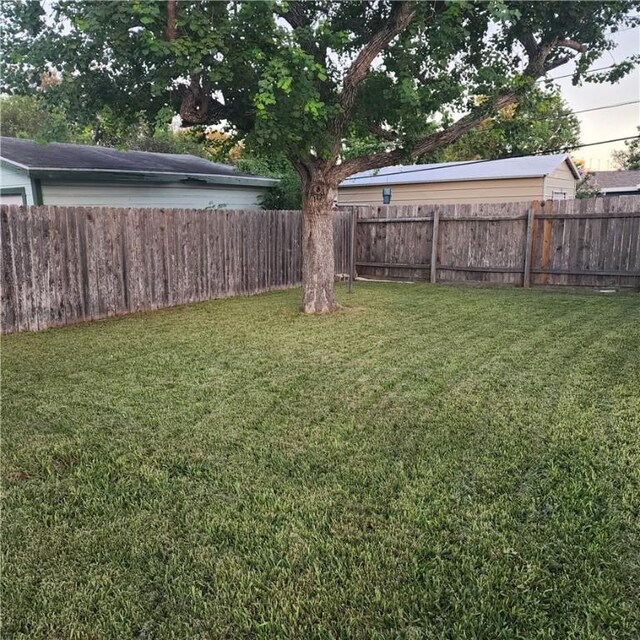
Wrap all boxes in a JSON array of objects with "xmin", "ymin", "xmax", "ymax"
[
  {"xmin": 0, "ymin": 164, "xmax": 35, "ymax": 204},
  {"xmin": 40, "ymin": 181, "xmax": 268, "ymax": 209},
  {"xmin": 544, "ymin": 162, "xmax": 577, "ymax": 199}
]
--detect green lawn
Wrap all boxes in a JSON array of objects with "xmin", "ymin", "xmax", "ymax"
[{"xmin": 2, "ymin": 283, "xmax": 639, "ymax": 639}]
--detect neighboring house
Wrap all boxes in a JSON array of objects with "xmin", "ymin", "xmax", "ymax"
[
  {"xmin": 591, "ymin": 170, "xmax": 640, "ymax": 196},
  {"xmin": 0, "ymin": 137, "xmax": 277, "ymax": 209},
  {"xmin": 338, "ymin": 154, "xmax": 580, "ymax": 206}
]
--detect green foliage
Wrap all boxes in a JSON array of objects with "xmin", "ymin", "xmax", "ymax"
[
  {"xmin": 3, "ymin": 1, "xmax": 638, "ymax": 175},
  {"xmin": 0, "ymin": 94, "xmax": 83, "ymax": 143},
  {"xmin": 611, "ymin": 128, "xmax": 640, "ymax": 170},
  {"xmin": 430, "ymin": 88, "xmax": 581, "ymax": 162},
  {"xmin": 3, "ymin": 283, "xmax": 640, "ymax": 637},
  {"xmin": 0, "ymin": 93, "xmax": 212, "ymax": 158},
  {"xmin": 92, "ymin": 108, "xmax": 210, "ymax": 157},
  {"xmin": 235, "ymin": 153, "xmax": 302, "ymax": 210},
  {"xmin": 576, "ymin": 172, "xmax": 603, "ymax": 199}
]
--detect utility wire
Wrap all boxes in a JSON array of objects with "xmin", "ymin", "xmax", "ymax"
[
  {"xmin": 544, "ymin": 25, "xmax": 639, "ymax": 81},
  {"xmin": 343, "ymin": 135, "xmax": 640, "ymax": 182},
  {"xmin": 550, "ymin": 64, "xmax": 616, "ymax": 80},
  {"xmin": 573, "ymin": 99, "xmax": 639, "ymax": 114},
  {"xmin": 607, "ymin": 25, "xmax": 639, "ymax": 35}
]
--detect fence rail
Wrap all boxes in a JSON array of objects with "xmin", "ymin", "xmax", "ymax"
[
  {"xmin": 351, "ymin": 196, "xmax": 640, "ymax": 289},
  {"xmin": 1, "ymin": 196, "xmax": 638, "ymax": 334},
  {"xmin": 0, "ymin": 205, "xmax": 350, "ymax": 333}
]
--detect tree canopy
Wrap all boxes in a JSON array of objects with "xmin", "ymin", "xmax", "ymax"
[
  {"xmin": 4, "ymin": 1, "xmax": 637, "ymax": 168},
  {"xmin": 3, "ymin": 0, "xmax": 638, "ymax": 312}
]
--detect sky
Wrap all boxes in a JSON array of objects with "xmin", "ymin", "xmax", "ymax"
[{"xmin": 547, "ymin": 26, "xmax": 639, "ymax": 170}]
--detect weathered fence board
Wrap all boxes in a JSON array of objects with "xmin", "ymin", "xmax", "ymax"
[
  {"xmin": 350, "ymin": 196, "xmax": 639, "ymax": 290},
  {"xmin": 2, "ymin": 197, "xmax": 638, "ymax": 334},
  {"xmin": 1, "ymin": 206, "xmax": 351, "ymax": 333}
]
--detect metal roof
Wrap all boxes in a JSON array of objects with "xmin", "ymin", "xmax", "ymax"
[
  {"xmin": 339, "ymin": 154, "xmax": 580, "ymax": 187},
  {"xmin": 0, "ymin": 137, "xmax": 278, "ymax": 187}
]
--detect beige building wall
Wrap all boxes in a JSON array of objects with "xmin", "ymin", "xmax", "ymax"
[
  {"xmin": 338, "ymin": 176, "xmax": 545, "ymax": 206},
  {"xmin": 544, "ymin": 162, "xmax": 577, "ymax": 199}
]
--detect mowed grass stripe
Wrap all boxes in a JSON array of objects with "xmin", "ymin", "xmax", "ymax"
[{"xmin": 2, "ymin": 283, "xmax": 639, "ymax": 639}]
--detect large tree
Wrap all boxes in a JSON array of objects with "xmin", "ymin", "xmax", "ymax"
[{"xmin": 3, "ymin": 1, "xmax": 639, "ymax": 312}]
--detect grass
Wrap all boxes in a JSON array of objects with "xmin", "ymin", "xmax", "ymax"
[{"xmin": 2, "ymin": 282, "xmax": 640, "ymax": 639}]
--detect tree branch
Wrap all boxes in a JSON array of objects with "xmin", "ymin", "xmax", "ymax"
[
  {"xmin": 367, "ymin": 122, "xmax": 398, "ymax": 142},
  {"xmin": 517, "ymin": 31, "xmax": 539, "ymax": 59},
  {"xmin": 179, "ymin": 75, "xmax": 227, "ymax": 125},
  {"xmin": 333, "ymin": 33, "xmax": 584, "ymax": 182},
  {"xmin": 332, "ymin": 92, "xmax": 517, "ymax": 182},
  {"xmin": 166, "ymin": 0, "xmax": 177, "ymax": 40},
  {"xmin": 544, "ymin": 55, "xmax": 574, "ymax": 73},
  {"xmin": 275, "ymin": 1, "xmax": 311, "ymax": 30},
  {"xmin": 329, "ymin": 1, "xmax": 418, "ymax": 158},
  {"xmin": 340, "ymin": 2, "xmax": 416, "ymax": 109},
  {"xmin": 556, "ymin": 38, "xmax": 588, "ymax": 53}
]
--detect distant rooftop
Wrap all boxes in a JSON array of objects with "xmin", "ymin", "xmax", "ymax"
[
  {"xmin": 591, "ymin": 170, "xmax": 640, "ymax": 191},
  {"xmin": 339, "ymin": 154, "xmax": 580, "ymax": 187},
  {"xmin": 0, "ymin": 137, "xmax": 278, "ymax": 187}
]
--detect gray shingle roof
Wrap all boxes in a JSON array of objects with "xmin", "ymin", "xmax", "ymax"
[
  {"xmin": 591, "ymin": 170, "xmax": 640, "ymax": 190},
  {"xmin": 339, "ymin": 154, "xmax": 580, "ymax": 187},
  {"xmin": 0, "ymin": 137, "xmax": 278, "ymax": 186}
]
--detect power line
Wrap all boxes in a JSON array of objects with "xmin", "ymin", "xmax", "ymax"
[
  {"xmin": 607, "ymin": 25, "xmax": 639, "ymax": 35},
  {"xmin": 344, "ymin": 135, "xmax": 639, "ymax": 182},
  {"xmin": 547, "ymin": 61, "xmax": 640, "ymax": 81},
  {"xmin": 573, "ymin": 99, "xmax": 639, "ymax": 114},
  {"xmin": 550, "ymin": 64, "xmax": 616, "ymax": 80},
  {"xmin": 543, "ymin": 25, "xmax": 639, "ymax": 81}
]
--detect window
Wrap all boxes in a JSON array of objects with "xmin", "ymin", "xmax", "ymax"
[
  {"xmin": 552, "ymin": 190, "xmax": 567, "ymax": 200},
  {"xmin": 0, "ymin": 188, "xmax": 27, "ymax": 205}
]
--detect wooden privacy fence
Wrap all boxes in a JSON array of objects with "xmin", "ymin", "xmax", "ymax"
[
  {"xmin": 1, "ymin": 206, "xmax": 351, "ymax": 333},
  {"xmin": 352, "ymin": 195, "xmax": 640, "ymax": 289},
  {"xmin": 1, "ymin": 197, "xmax": 638, "ymax": 333}
]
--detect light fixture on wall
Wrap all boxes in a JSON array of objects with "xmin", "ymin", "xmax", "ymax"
[{"xmin": 382, "ymin": 187, "xmax": 392, "ymax": 204}]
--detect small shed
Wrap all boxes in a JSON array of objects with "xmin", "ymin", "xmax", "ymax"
[
  {"xmin": 338, "ymin": 154, "xmax": 580, "ymax": 206},
  {"xmin": 0, "ymin": 137, "xmax": 277, "ymax": 209}
]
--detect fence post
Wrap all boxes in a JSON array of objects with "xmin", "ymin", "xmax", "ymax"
[
  {"xmin": 430, "ymin": 210, "xmax": 440, "ymax": 284},
  {"xmin": 523, "ymin": 206, "xmax": 535, "ymax": 288},
  {"xmin": 540, "ymin": 200, "xmax": 552, "ymax": 285},
  {"xmin": 348, "ymin": 206, "xmax": 356, "ymax": 293}
]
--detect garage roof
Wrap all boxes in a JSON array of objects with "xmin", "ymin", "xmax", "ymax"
[
  {"xmin": 340, "ymin": 154, "xmax": 580, "ymax": 187},
  {"xmin": 0, "ymin": 137, "xmax": 278, "ymax": 187}
]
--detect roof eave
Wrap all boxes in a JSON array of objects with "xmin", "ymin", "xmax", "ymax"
[
  {"xmin": 340, "ymin": 155, "xmax": 581, "ymax": 187},
  {"xmin": 23, "ymin": 167, "xmax": 279, "ymax": 187},
  {"xmin": 600, "ymin": 185, "xmax": 640, "ymax": 193},
  {"xmin": 340, "ymin": 173, "xmax": 552, "ymax": 188},
  {"xmin": 561, "ymin": 156, "xmax": 582, "ymax": 180},
  {"xmin": 0, "ymin": 157, "xmax": 30, "ymax": 173}
]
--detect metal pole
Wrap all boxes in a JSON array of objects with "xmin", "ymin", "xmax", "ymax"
[{"xmin": 348, "ymin": 206, "xmax": 356, "ymax": 293}]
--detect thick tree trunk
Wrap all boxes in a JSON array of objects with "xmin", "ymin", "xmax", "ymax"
[{"xmin": 301, "ymin": 173, "xmax": 339, "ymax": 314}]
